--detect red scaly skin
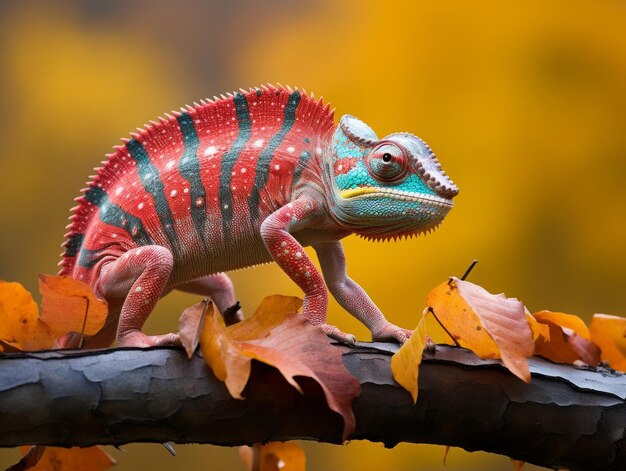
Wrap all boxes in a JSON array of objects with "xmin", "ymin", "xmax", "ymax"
[{"xmin": 58, "ymin": 85, "xmax": 438, "ymax": 348}]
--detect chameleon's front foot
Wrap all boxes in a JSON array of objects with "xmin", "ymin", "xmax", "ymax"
[
  {"xmin": 117, "ymin": 330, "xmax": 182, "ymax": 348},
  {"xmin": 371, "ymin": 322, "xmax": 413, "ymax": 344},
  {"xmin": 320, "ymin": 323, "xmax": 357, "ymax": 347}
]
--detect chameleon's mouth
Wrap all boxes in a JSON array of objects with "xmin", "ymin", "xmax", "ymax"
[{"xmin": 339, "ymin": 187, "xmax": 454, "ymax": 208}]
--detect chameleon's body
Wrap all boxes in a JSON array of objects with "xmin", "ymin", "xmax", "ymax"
[{"xmin": 59, "ymin": 85, "xmax": 458, "ymax": 348}]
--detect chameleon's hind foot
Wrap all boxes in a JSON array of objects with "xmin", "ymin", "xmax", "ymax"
[
  {"xmin": 320, "ymin": 323, "xmax": 357, "ymax": 347},
  {"xmin": 118, "ymin": 330, "xmax": 181, "ymax": 348},
  {"xmin": 371, "ymin": 322, "xmax": 412, "ymax": 344}
]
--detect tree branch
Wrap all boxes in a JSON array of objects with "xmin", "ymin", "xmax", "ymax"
[{"xmin": 0, "ymin": 343, "xmax": 624, "ymax": 471}]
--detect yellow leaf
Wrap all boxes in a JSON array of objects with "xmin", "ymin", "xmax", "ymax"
[
  {"xmin": 239, "ymin": 442, "xmax": 306, "ymax": 471},
  {"xmin": 199, "ymin": 295, "xmax": 360, "ymax": 441},
  {"xmin": 19, "ymin": 445, "xmax": 115, "ymax": 471},
  {"xmin": 426, "ymin": 278, "xmax": 534, "ymax": 383},
  {"xmin": 590, "ymin": 313, "xmax": 626, "ymax": 372},
  {"xmin": 0, "ymin": 280, "xmax": 54, "ymax": 350},
  {"xmin": 39, "ymin": 274, "xmax": 108, "ymax": 336},
  {"xmin": 391, "ymin": 313, "xmax": 427, "ymax": 403}
]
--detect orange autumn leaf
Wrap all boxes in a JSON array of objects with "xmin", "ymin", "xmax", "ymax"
[
  {"xmin": 426, "ymin": 278, "xmax": 533, "ymax": 383},
  {"xmin": 239, "ymin": 442, "xmax": 306, "ymax": 471},
  {"xmin": 178, "ymin": 299, "xmax": 208, "ymax": 359},
  {"xmin": 589, "ymin": 313, "xmax": 626, "ymax": 371},
  {"xmin": 39, "ymin": 274, "xmax": 108, "ymax": 336},
  {"xmin": 0, "ymin": 280, "xmax": 54, "ymax": 350},
  {"xmin": 19, "ymin": 446, "xmax": 115, "ymax": 471},
  {"xmin": 526, "ymin": 311, "xmax": 550, "ymax": 343},
  {"xmin": 391, "ymin": 312, "xmax": 427, "ymax": 403},
  {"xmin": 533, "ymin": 311, "xmax": 600, "ymax": 366},
  {"xmin": 229, "ymin": 295, "xmax": 303, "ymax": 341},
  {"xmin": 534, "ymin": 310, "xmax": 590, "ymax": 339},
  {"xmin": 199, "ymin": 295, "xmax": 360, "ymax": 441}
]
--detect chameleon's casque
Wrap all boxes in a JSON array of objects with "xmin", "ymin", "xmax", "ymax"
[{"xmin": 58, "ymin": 85, "xmax": 458, "ymax": 348}]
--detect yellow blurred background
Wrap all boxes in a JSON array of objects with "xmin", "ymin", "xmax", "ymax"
[{"xmin": 1, "ymin": 0, "xmax": 624, "ymax": 469}]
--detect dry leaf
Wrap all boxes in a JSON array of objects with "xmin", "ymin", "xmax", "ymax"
[
  {"xmin": 19, "ymin": 446, "xmax": 115, "ymax": 471},
  {"xmin": 199, "ymin": 295, "xmax": 360, "ymax": 441},
  {"xmin": 178, "ymin": 299, "xmax": 208, "ymax": 359},
  {"xmin": 239, "ymin": 442, "xmax": 306, "ymax": 471},
  {"xmin": 426, "ymin": 278, "xmax": 533, "ymax": 383},
  {"xmin": 229, "ymin": 295, "xmax": 303, "ymax": 341},
  {"xmin": 534, "ymin": 310, "xmax": 590, "ymax": 339},
  {"xmin": 526, "ymin": 311, "xmax": 549, "ymax": 343},
  {"xmin": 533, "ymin": 311, "xmax": 600, "ymax": 366},
  {"xmin": 391, "ymin": 312, "xmax": 427, "ymax": 403},
  {"xmin": 39, "ymin": 274, "xmax": 108, "ymax": 336},
  {"xmin": 0, "ymin": 280, "xmax": 54, "ymax": 351},
  {"xmin": 589, "ymin": 313, "xmax": 626, "ymax": 371},
  {"xmin": 6, "ymin": 445, "xmax": 46, "ymax": 471}
]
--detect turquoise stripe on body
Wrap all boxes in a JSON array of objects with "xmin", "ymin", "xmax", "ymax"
[
  {"xmin": 248, "ymin": 90, "xmax": 301, "ymax": 221},
  {"xmin": 126, "ymin": 139, "xmax": 181, "ymax": 255},
  {"xmin": 219, "ymin": 92, "xmax": 252, "ymax": 237},
  {"xmin": 177, "ymin": 112, "xmax": 207, "ymax": 250}
]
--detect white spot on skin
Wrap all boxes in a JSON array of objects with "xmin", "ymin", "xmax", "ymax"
[
  {"xmin": 337, "ymin": 164, "xmax": 343, "ymax": 171},
  {"xmin": 184, "ymin": 188, "xmax": 189, "ymax": 193},
  {"xmin": 316, "ymin": 148, "xmax": 322, "ymax": 155},
  {"xmin": 240, "ymin": 168, "xmax": 247, "ymax": 173},
  {"xmin": 304, "ymin": 271, "xmax": 311, "ymax": 278},
  {"xmin": 112, "ymin": 233, "xmax": 117, "ymax": 238},
  {"xmin": 280, "ymin": 241, "xmax": 287, "ymax": 247},
  {"xmin": 204, "ymin": 146, "xmax": 217, "ymax": 156},
  {"xmin": 138, "ymin": 202, "xmax": 144, "ymax": 210},
  {"xmin": 170, "ymin": 190, "xmax": 177, "ymax": 197},
  {"xmin": 284, "ymin": 249, "xmax": 289, "ymax": 254},
  {"xmin": 166, "ymin": 160, "xmax": 176, "ymax": 170},
  {"xmin": 295, "ymin": 252, "xmax": 302, "ymax": 259},
  {"xmin": 287, "ymin": 146, "xmax": 295, "ymax": 153},
  {"xmin": 115, "ymin": 186, "xmax": 124, "ymax": 196},
  {"xmin": 253, "ymin": 139, "xmax": 264, "ymax": 148},
  {"xmin": 274, "ymin": 164, "xmax": 280, "ymax": 171},
  {"xmin": 135, "ymin": 286, "xmax": 143, "ymax": 292}
]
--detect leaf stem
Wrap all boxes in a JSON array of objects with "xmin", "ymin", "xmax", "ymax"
[
  {"xmin": 460, "ymin": 259, "xmax": 479, "ymax": 281},
  {"xmin": 78, "ymin": 296, "xmax": 90, "ymax": 349},
  {"xmin": 428, "ymin": 307, "xmax": 461, "ymax": 348}
]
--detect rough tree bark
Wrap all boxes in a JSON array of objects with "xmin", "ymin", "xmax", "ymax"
[{"xmin": 0, "ymin": 343, "xmax": 624, "ymax": 471}]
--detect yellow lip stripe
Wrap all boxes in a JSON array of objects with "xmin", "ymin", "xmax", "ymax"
[{"xmin": 339, "ymin": 187, "xmax": 378, "ymax": 199}]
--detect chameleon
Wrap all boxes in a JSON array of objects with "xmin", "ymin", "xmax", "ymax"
[{"xmin": 58, "ymin": 85, "xmax": 458, "ymax": 348}]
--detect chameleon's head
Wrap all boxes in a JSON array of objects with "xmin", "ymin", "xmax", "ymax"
[{"xmin": 326, "ymin": 115, "xmax": 458, "ymax": 239}]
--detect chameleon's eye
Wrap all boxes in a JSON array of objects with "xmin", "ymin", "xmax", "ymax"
[{"xmin": 366, "ymin": 144, "xmax": 407, "ymax": 183}]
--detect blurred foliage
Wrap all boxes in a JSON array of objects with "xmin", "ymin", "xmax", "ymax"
[{"xmin": 0, "ymin": 0, "xmax": 624, "ymax": 470}]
